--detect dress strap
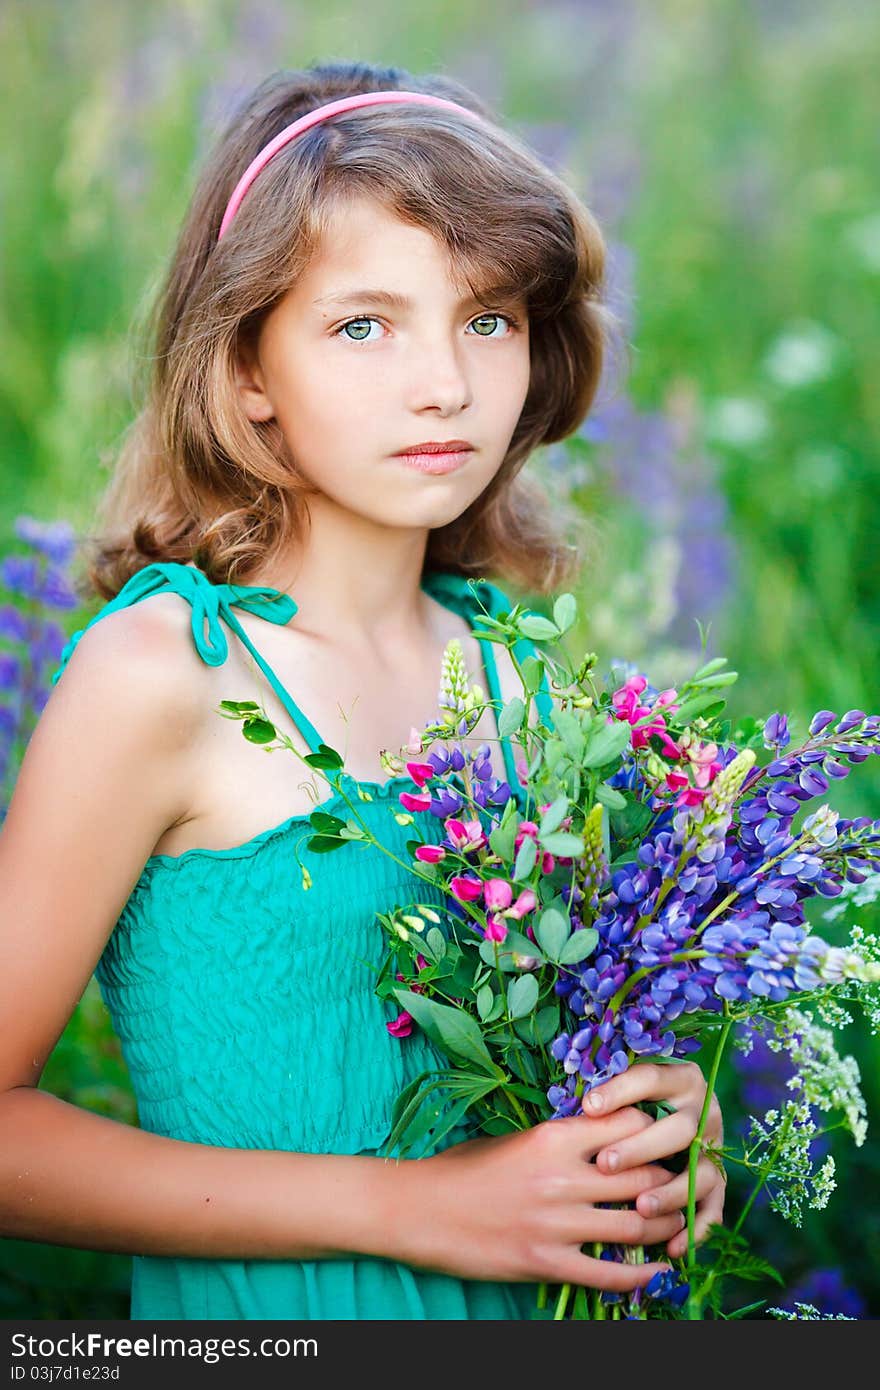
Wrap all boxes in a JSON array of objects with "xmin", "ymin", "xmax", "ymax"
[
  {"xmin": 49, "ymin": 561, "xmax": 328, "ymax": 755},
  {"xmin": 420, "ymin": 570, "xmax": 553, "ymax": 794},
  {"xmin": 50, "ymin": 562, "xmax": 554, "ymax": 788}
]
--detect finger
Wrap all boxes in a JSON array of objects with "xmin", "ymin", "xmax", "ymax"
[
  {"xmin": 581, "ymin": 1162, "xmax": 678, "ymax": 1205},
  {"xmin": 582, "ymin": 1060, "xmax": 706, "ymax": 1117},
  {"xmin": 665, "ymin": 1180, "xmax": 726, "ymax": 1258},
  {"xmin": 595, "ymin": 1108, "xmax": 699, "ymax": 1174},
  {"xmin": 570, "ymin": 1105, "xmax": 654, "ymax": 1160},
  {"xmin": 567, "ymin": 1205, "xmax": 684, "ymax": 1247},
  {"xmin": 558, "ymin": 1252, "xmax": 674, "ymax": 1293},
  {"xmin": 635, "ymin": 1157, "xmax": 719, "ymax": 1216}
]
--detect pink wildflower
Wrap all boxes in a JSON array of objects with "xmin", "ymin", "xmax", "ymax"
[
  {"xmin": 399, "ymin": 789, "xmax": 432, "ymax": 813},
  {"xmin": 444, "ymin": 817, "xmax": 487, "ymax": 854},
  {"xmin": 386, "ymin": 1011, "xmax": 414, "ymax": 1038},
  {"xmin": 405, "ymin": 760, "xmax": 437, "ymax": 788},
  {"xmin": 484, "ymin": 878, "xmax": 514, "ymax": 911},
  {"xmin": 450, "ymin": 874, "xmax": 484, "ymax": 902},
  {"xmin": 505, "ymin": 888, "xmax": 537, "ymax": 920},
  {"xmin": 414, "ymin": 843, "xmax": 446, "ymax": 863},
  {"xmin": 484, "ymin": 914, "xmax": 509, "ymax": 944}
]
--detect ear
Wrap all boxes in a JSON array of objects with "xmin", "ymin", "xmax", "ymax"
[{"xmin": 234, "ymin": 337, "xmax": 275, "ymax": 423}]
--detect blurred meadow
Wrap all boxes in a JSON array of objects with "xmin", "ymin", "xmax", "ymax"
[{"xmin": 1, "ymin": 0, "xmax": 878, "ymax": 1318}]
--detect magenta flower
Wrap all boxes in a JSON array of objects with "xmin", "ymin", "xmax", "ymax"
[
  {"xmin": 612, "ymin": 675, "xmax": 682, "ymax": 757},
  {"xmin": 444, "ymin": 817, "xmax": 487, "ymax": 853},
  {"xmin": 484, "ymin": 878, "xmax": 514, "ymax": 911},
  {"xmin": 484, "ymin": 914, "xmax": 509, "ymax": 943},
  {"xmin": 399, "ymin": 789, "xmax": 432, "ymax": 813},
  {"xmin": 450, "ymin": 874, "xmax": 484, "ymax": 902},
  {"xmin": 415, "ymin": 843, "xmax": 446, "ymax": 863},
  {"xmin": 405, "ymin": 760, "xmax": 437, "ymax": 788},
  {"xmin": 513, "ymin": 821, "xmax": 557, "ymax": 873},
  {"xmin": 506, "ymin": 888, "xmax": 537, "ymax": 919},
  {"xmin": 386, "ymin": 1011, "xmax": 414, "ymax": 1038}
]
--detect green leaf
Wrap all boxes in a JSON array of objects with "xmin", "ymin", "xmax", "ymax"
[
  {"xmin": 694, "ymin": 671, "xmax": 738, "ymax": 688},
  {"xmin": 551, "ymin": 709, "xmax": 586, "ymax": 761},
  {"xmin": 481, "ymin": 1114, "xmax": 521, "ymax": 1136},
  {"xmin": 609, "ymin": 797, "xmax": 655, "ymax": 842},
  {"xmin": 498, "ymin": 697, "xmax": 525, "ymax": 738},
  {"xmin": 309, "ymin": 810, "xmax": 347, "ymax": 833},
  {"xmin": 559, "ymin": 928, "xmax": 599, "ymax": 964},
  {"xmin": 219, "ymin": 699, "xmax": 261, "ymax": 713},
  {"xmin": 595, "ymin": 783, "xmax": 627, "ymax": 810},
  {"xmin": 520, "ymin": 655, "xmax": 546, "ymax": 695},
  {"xmin": 672, "ymin": 692, "xmax": 727, "ymax": 724},
  {"xmin": 513, "ymin": 833, "xmax": 538, "ymax": 881},
  {"xmin": 338, "ymin": 819, "xmax": 367, "ymax": 841},
  {"xmin": 507, "ymin": 973, "xmax": 539, "ymax": 1019},
  {"xmin": 552, "ymin": 592, "xmax": 577, "ymax": 634},
  {"xmin": 304, "ymin": 743, "xmax": 344, "ymax": 770},
  {"xmin": 392, "ymin": 990, "xmax": 496, "ymax": 1074},
  {"xmin": 692, "ymin": 656, "xmax": 729, "ymax": 680},
  {"xmin": 582, "ymin": 719, "xmax": 631, "ymax": 769},
  {"xmin": 515, "ymin": 1004, "xmax": 561, "ymax": 1046},
  {"xmin": 536, "ymin": 907, "xmax": 570, "ymax": 959},
  {"xmin": 423, "ymin": 927, "xmax": 448, "ymax": 961},
  {"xmin": 478, "ymin": 930, "xmax": 545, "ymax": 972},
  {"xmin": 489, "ymin": 807, "xmax": 520, "ymax": 862},
  {"xmin": 538, "ymin": 794, "xmax": 570, "ymax": 838},
  {"xmin": 304, "ymin": 834, "xmax": 346, "ymax": 854},
  {"xmin": 242, "ymin": 717, "xmax": 277, "ymax": 744},
  {"xmin": 539, "ymin": 831, "xmax": 585, "ymax": 857},
  {"xmin": 517, "ymin": 614, "xmax": 560, "ymax": 641},
  {"xmin": 506, "ymin": 1045, "xmax": 539, "ymax": 1085},
  {"xmin": 476, "ymin": 984, "xmax": 494, "ymax": 1021}
]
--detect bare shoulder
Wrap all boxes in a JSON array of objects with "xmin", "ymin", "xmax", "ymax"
[
  {"xmin": 54, "ymin": 591, "xmax": 211, "ymax": 748},
  {"xmin": 0, "ymin": 593, "xmax": 214, "ymax": 1092}
]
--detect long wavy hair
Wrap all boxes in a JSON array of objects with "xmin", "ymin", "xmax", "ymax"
[{"xmin": 84, "ymin": 61, "xmax": 617, "ymax": 602}]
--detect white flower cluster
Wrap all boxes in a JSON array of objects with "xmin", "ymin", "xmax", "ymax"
[
  {"xmin": 768, "ymin": 1303, "xmax": 855, "ymax": 1320},
  {"xmin": 746, "ymin": 1100, "xmax": 822, "ymax": 1227},
  {"xmin": 769, "ymin": 1007, "xmax": 868, "ymax": 1146}
]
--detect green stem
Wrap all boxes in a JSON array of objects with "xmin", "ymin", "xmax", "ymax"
[
  {"xmin": 685, "ymin": 1013, "xmax": 732, "ymax": 1319},
  {"xmin": 553, "ymin": 1282, "xmax": 572, "ymax": 1320}
]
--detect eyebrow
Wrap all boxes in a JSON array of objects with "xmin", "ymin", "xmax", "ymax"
[{"xmin": 313, "ymin": 286, "xmax": 512, "ymax": 310}]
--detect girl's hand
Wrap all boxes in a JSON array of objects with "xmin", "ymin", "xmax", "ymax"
[
  {"xmin": 398, "ymin": 1105, "xmax": 684, "ymax": 1290},
  {"xmin": 581, "ymin": 1060, "xmax": 725, "ymax": 1258}
]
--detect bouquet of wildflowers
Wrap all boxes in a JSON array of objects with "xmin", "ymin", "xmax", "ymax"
[{"xmin": 226, "ymin": 584, "xmax": 880, "ymax": 1319}]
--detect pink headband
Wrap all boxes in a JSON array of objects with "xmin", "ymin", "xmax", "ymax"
[{"xmin": 217, "ymin": 89, "xmax": 486, "ymax": 242}]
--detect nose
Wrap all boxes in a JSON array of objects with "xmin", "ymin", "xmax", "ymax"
[{"xmin": 407, "ymin": 333, "xmax": 473, "ymax": 415}]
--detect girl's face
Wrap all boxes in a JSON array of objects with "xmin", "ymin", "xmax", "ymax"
[{"xmin": 235, "ymin": 196, "xmax": 531, "ymax": 532}]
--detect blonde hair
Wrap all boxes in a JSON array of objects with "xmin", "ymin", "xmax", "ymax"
[{"xmin": 84, "ymin": 61, "xmax": 615, "ymax": 602}]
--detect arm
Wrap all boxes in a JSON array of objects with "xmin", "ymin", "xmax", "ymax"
[{"xmin": 0, "ymin": 602, "xmax": 390, "ymax": 1261}]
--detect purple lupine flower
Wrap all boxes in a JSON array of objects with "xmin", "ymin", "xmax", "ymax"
[
  {"xmin": 763, "ymin": 712, "xmax": 791, "ymax": 749},
  {"xmin": 13, "ymin": 516, "xmax": 75, "ymax": 567},
  {"xmin": 783, "ymin": 1268, "xmax": 867, "ymax": 1320}
]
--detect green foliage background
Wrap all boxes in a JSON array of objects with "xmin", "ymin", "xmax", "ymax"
[{"xmin": 1, "ymin": 0, "xmax": 878, "ymax": 1318}]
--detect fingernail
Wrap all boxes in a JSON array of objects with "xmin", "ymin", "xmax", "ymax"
[
  {"xmin": 586, "ymin": 1091, "xmax": 603, "ymax": 1111},
  {"xmin": 605, "ymin": 1148, "xmax": 619, "ymax": 1171},
  {"xmin": 644, "ymin": 1195, "xmax": 659, "ymax": 1215}
]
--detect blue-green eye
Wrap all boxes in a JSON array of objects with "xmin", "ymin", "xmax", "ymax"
[
  {"xmin": 334, "ymin": 311, "xmax": 518, "ymax": 342},
  {"xmin": 337, "ymin": 317, "xmax": 381, "ymax": 342},
  {"xmin": 468, "ymin": 313, "xmax": 513, "ymax": 337}
]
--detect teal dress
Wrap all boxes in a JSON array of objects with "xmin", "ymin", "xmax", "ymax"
[{"xmin": 50, "ymin": 561, "xmax": 553, "ymax": 1321}]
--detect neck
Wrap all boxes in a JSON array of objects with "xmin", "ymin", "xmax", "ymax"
[{"xmin": 250, "ymin": 495, "xmax": 436, "ymax": 651}]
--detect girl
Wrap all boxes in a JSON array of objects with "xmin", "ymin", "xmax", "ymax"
[{"xmin": 0, "ymin": 62, "xmax": 724, "ymax": 1321}]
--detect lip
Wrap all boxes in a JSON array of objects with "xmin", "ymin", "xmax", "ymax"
[
  {"xmin": 394, "ymin": 440, "xmax": 474, "ymax": 455},
  {"xmin": 396, "ymin": 448, "xmax": 473, "ymax": 474},
  {"xmin": 393, "ymin": 440, "xmax": 474, "ymax": 475}
]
